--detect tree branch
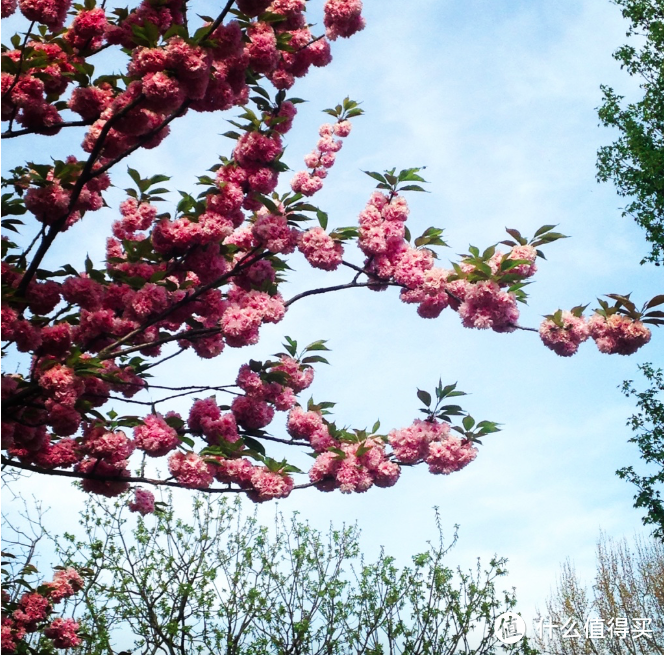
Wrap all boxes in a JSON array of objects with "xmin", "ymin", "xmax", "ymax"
[
  {"xmin": 2, "ymin": 119, "xmax": 93, "ymax": 139},
  {"xmin": 1, "ymin": 455, "xmax": 317, "ymax": 494}
]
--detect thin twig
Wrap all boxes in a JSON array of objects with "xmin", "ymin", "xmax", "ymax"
[{"xmin": 285, "ymin": 281, "xmax": 403, "ymax": 307}]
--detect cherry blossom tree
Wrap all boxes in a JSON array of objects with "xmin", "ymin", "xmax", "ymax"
[{"xmin": 1, "ymin": 0, "xmax": 662, "ymax": 511}]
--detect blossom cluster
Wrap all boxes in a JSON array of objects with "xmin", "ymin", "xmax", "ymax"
[
  {"xmin": 388, "ymin": 419, "xmax": 478, "ymax": 474},
  {"xmin": 2, "ymin": 0, "xmax": 362, "ymax": 139},
  {"xmin": 290, "ymin": 120, "xmax": 350, "ymax": 197},
  {"xmin": 309, "ymin": 438, "xmax": 400, "ymax": 493},
  {"xmin": 1, "ymin": 568, "xmax": 83, "ymax": 653},
  {"xmin": 539, "ymin": 310, "xmax": 652, "ymax": 357},
  {"xmin": 356, "ymin": 190, "xmax": 534, "ymax": 331}
]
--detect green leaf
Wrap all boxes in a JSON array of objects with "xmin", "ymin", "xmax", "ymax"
[
  {"xmin": 301, "ymin": 355, "xmax": 330, "ymax": 365},
  {"xmin": 533, "ymin": 224, "xmax": 556, "ymax": 238},
  {"xmin": 399, "ymin": 184, "xmax": 428, "ymax": 192},
  {"xmin": 363, "ymin": 171, "xmax": 387, "ymax": 184},
  {"xmin": 242, "ymin": 436, "xmax": 266, "ymax": 456},
  {"xmin": 417, "ymin": 389, "xmax": 432, "ymax": 407},
  {"xmin": 304, "ymin": 340, "xmax": 330, "ymax": 352}
]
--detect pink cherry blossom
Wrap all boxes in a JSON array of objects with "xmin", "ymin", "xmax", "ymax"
[{"xmin": 128, "ymin": 488, "xmax": 156, "ymax": 515}]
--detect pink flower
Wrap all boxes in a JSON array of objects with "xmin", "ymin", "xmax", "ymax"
[
  {"xmin": 426, "ymin": 437, "xmax": 478, "ymax": 475},
  {"xmin": 234, "ymin": 132, "xmax": 282, "ymax": 167},
  {"xmin": 33, "ymin": 438, "xmax": 80, "ymax": 469},
  {"xmin": 287, "ymin": 405, "xmax": 324, "ymax": 438},
  {"xmin": 231, "ymin": 395, "xmax": 275, "ymax": 429},
  {"xmin": 381, "ymin": 195, "xmax": 409, "ymax": 222},
  {"xmin": 316, "ymin": 135, "xmax": 343, "ymax": 153},
  {"xmin": 44, "ymin": 618, "xmax": 81, "ymax": 648},
  {"xmin": 247, "ymin": 166, "xmax": 279, "ymax": 194},
  {"xmin": 76, "ymin": 457, "xmax": 131, "ymax": 497},
  {"xmin": 336, "ymin": 454, "xmax": 373, "ymax": 493},
  {"xmin": 188, "ymin": 397, "xmax": 240, "ymax": 444},
  {"xmin": 373, "ymin": 460, "xmax": 400, "ymax": 488},
  {"xmin": 252, "ymin": 213, "xmax": 297, "ymax": 253},
  {"xmin": 290, "ymin": 171, "xmax": 324, "ymax": 196},
  {"xmin": 272, "ymin": 356, "xmax": 314, "ymax": 392},
  {"xmin": 61, "ymin": 275, "xmax": 104, "ymax": 311},
  {"xmin": 18, "ymin": 0, "xmax": 70, "ymax": 29},
  {"xmin": 389, "ymin": 419, "xmax": 449, "ymax": 464},
  {"xmin": 128, "ymin": 488, "xmax": 156, "ymax": 515},
  {"xmin": 38, "ymin": 364, "xmax": 83, "ymax": 406},
  {"xmin": 44, "ymin": 568, "xmax": 84, "ymax": 602},
  {"xmin": 47, "ymin": 403, "xmax": 81, "ymax": 436},
  {"xmin": 248, "ymin": 467, "xmax": 293, "ymax": 502},
  {"xmin": 25, "ymin": 280, "xmax": 61, "ymax": 315},
  {"xmin": 324, "ymin": 0, "xmax": 365, "ymax": 40},
  {"xmin": 458, "ymin": 280, "xmax": 519, "ymax": 332},
  {"xmin": 2, "ymin": 0, "xmax": 17, "ymax": 17},
  {"xmin": 334, "ymin": 120, "xmax": 352, "ymax": 137},
  {"xmin": 236, "ymin": 0, "xmax": 271, "ymax": 16},
  {"xmin": 246, "ymin": 22, "xmax": 279, "ymax": 74},
  {"xmin": 64, "ymin": 8, "xmax": 107, "ymax": 50},
  {"xmin": 134, "ymin": 413, "xmax": 181, "ymax": 456},
  {"xmin": 298, "ymin": 227, "xmax": 344, "ymax": 270},
  {"xmin": 236, "ymin": 364, "xmax": 264, "ymax": 395},
  {"xmin": 308, "ymin": 451, "xmax": 339, "ymax": 490},
  {"xmin": 506, "ymin": 245, "xmax": 537, "ymax": 278},
  {"xmin": 221, "ymin": 304, "xmax": 262, "ymax": 342},
  {"xmin": 392, "ymin": 247, "xmax": 434, "ymax": 288},
  {"xmin": 588, "ymin": 313, "xmax": 652, "ymax": 355},
  {"xmin": 81, "ymin": 426, "xmax": 134, "ymax": 462},
  {"xmin": 13, "ymin": 593, "xmax": 51, "ymax": 627},
  {"xmin": 142, "ymin": 71, "xmax": 185, "ymax": 112},
  {"xmin": 539, "ymin": 311, "xmax": 589, "ymax": 357},
  {"xmin": 168, "ymin": 451, "xmax": 214, "ymax": 489},
  {"xmin": 265, "ymin": 99, "xmax": 297, "ymax": 134},
  {"xmin": 24, "ymin": 182, "xmax": 71, "ymax": 225},
  {"xmin": 213, "ymin": 457, "xmax": 255, "ymax": 486}
]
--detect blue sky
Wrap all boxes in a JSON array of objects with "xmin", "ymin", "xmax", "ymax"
[{"xmin": 2, "ymin": 0, "xmax": 663, "ymax": 632}]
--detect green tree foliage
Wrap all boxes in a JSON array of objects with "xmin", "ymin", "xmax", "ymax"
[
  {"xmin": 49, "ymin": 495, "xmax": 538, "ymax": 655},
  {"xmin": 618, "ymin": 363, "xmax": 664, "ymax": 540},
  {"xmin": 597, "ymin": 0, "xmax": 664, "ymax": 264}
]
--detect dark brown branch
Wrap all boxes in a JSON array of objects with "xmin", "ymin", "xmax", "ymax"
[
  {"xmin": 87, "ymin": 99, "xmax": 190, "ymax": 182},
  {"xmin": 2, "ymin": 119, "xmax": 93, "ymax": 139},
  {"xmin": 1, "ymin": 455, "xmax": 316, "ymax": 493},
  {"xmin": 199, "ymin": 0, "xmax": 236, "ymax": 40},
  {"xmin": 513, "ymin": 324, "xmax": 538, "ymax": 333},
  {"xmin": 16, "ymin": 94, "xmax": 146, "ymax": 297},
  {"xmin": 97, "ymin": 247, "xmax": 265, "ymax": 357}
]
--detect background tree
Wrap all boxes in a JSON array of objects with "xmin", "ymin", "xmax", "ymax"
[
  {"xmin": 617, "ymin": 363, "xmax": 664, "ymax": 540},
  {"xmin": 533, "ymin": 532, "xmax": 664, "ymax": 655},
  {"xmin": 40, "ymin": 493, "xmax": 538, "ymax": 655},
  {"xmin": 596, "ymin": 0, "xmax": 664, "ymax": 265}
]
